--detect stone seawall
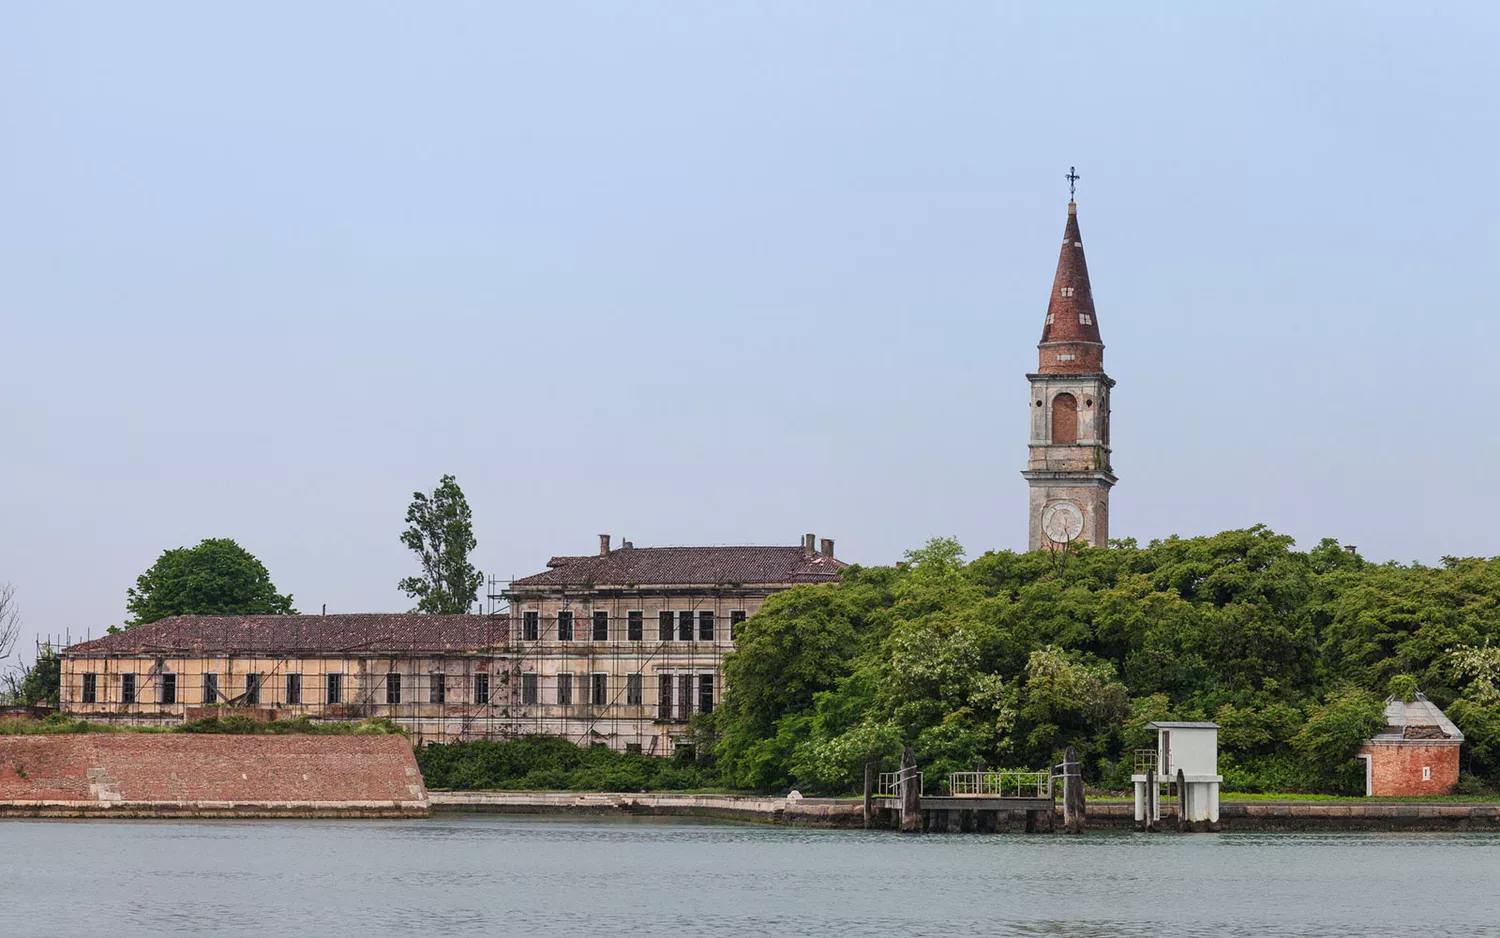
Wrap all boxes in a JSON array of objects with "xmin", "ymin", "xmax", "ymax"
[
  {"xmin": 0, "ymin": 734, "xmax": 430, "ymax": 818},
  {"xmin": 432, "ymin": 792, "xmax": 1500, "ymax": 831}
]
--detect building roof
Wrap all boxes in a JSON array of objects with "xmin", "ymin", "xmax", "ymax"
[
  {"xmin": 509, "ymin": 544, "xmax": 847, "ymax": 589},
  {"xmin": 1148, "ymin": 721, "xmax": 1220, "ymax": 730},
  {"xmin": 1372, "ymin": 693, "xmax": 1464, "ymax": 742},
  {"xmin": 1038, "ymin": 200, "xmax": 1105, "ymax": 375},
  {"xmin": 63, "ymin": 614, "xmax": 508, "ymax": 657}
]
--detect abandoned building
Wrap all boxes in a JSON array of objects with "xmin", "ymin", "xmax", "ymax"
[
  {"xmin": 1357, "ymin": 693, "xmax": 1464, "ymax": 797},
  {"xmin": 59, "ymin": 534, "xmax": 846, "ymax": 753}
]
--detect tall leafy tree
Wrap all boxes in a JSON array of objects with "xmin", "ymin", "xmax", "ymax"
[
  {"xmin": 126, "ymin": 538, "xmax": 295, "ymax": 625},
  {"xmin": 399, "ymin": 474, "xmax": 483, "ymax": 614}
]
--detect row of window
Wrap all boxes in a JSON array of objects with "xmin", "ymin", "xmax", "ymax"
[
  {"xmin": 520, "ymin": 610, "xmax": 746, "ymax": 643},
  {"xmin": 76, "ymin": 669, "xmax": 714, "ymax": 716}
]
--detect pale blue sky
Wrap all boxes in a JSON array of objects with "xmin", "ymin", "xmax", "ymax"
[{"xmin": 3, "ymin": 2, "xmax": 1498, "ymax": 655}]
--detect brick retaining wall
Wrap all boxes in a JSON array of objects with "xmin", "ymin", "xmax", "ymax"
[{"xmin": 0, "ymin": 734, "xmax": 429, "ymax": 818}]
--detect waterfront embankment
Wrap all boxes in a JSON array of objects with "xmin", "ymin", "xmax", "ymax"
[{"xmin": 430, "ymin": 790, "xmax": 1500, "ymax": 831}]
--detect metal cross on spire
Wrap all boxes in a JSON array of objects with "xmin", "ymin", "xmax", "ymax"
[{"xmin": 1066, "ymin": 166, "xmax": 1080, "ymax": 201}]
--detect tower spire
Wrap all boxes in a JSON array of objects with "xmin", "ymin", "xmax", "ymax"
[{"xmin": 1038, "ymin": 196, "xmax": 1103, "ymax": 374}]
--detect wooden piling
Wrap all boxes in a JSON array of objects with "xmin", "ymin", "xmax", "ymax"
[
  {"xmin": 862, "ymin": 760, "xmax": 875, "ymax": 830},
  {"xmin": 899, "ymin": 746, "xmax": 921, "ymax": 833},
  {"xmin": 1177, "ymin": 768, "xmax": 1190, "ymax": 832},
  {"xmin": 1145, "ymin": 766, "xmax": 1157, "ymax": 832},
  {"xmin": 1062, "ymin": 744, "xmax": 1086, "ymax": 834}
]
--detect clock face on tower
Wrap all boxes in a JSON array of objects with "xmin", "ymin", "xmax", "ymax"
[{"xmin": 1042, "ymin": 501, "xmax": 1085, "ymax": 544}]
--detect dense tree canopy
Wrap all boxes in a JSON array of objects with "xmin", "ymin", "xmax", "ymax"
[
  {"xmin": 711, "ymin": 527, "xmax": 1500, "ymax": 795},
  {"xmin": 399, "ymin": 474, "xmax": 483, "ymax": 615},
  {"xmin": 126, "ymin": 538, "xmax": 295, "ymax": 626}
]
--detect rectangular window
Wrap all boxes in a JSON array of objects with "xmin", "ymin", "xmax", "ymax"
[
  {"xmin": 699, "ymin": 674, "xmax": 715, "ymax": 714},
  {"xmin": 698, "ymin": 611, "xmax": 714, "ymax": 642},
  {"xmin": 327, "ymin": 673, "xmax": 343, "ymax": 705},
  {"xmin": 593, "ymin": 610, "xmax": 609, "ymax": 642},
  {"xmin": 658, "ymin": 611, "xmax": 673, "ymax": 642},
  {"xmin": 519, "ymin": 673, "xmax": 536, "ymax": 705},
  {"xmin": 161, "ymin": 673, "xmax": 177, "ymax": 705},
  {"xmin": 121, "ymin": 673, "xmax": 136, "ymax": 705},
  {"xmin": 1079, "ymin": 313, "xmax": 1093, "ymax": 325},
  {"xmin": 678, "ymin": 611, "xmax": 693, "ymax": 642},
  {"xmin": 286, "ymin": 673, "xmax": 302, "ymax": 705},
  {"xmin": 627, "ymin": 611, "xmax": 643, "ymax": 642},
  {"xmin": 202, "ymin": 673, "xmax": 220, "ymax": 705},
  {"xmin": 591, "ymin": 673, "xmax": 608, "ymax": 706},
  {"xmin": 557, "ymin": 611, "xmax": 574, "ymax": 642},
  {"xmin": 557, "ymin": 672, "xmax": 573, "ymax": 705},
  {"xmin": 658, "ymin": 674, "xmax": 672, "ymax": 720},
  {"xmin": 677, "ymin": 674, "xmax": 694, "ymax": 721},
  {"xmin": 477, "ymin": 673, "xmax": 492, "ymax": 705},
  {"xmin": 730, "ymin": 610, "xmax": 747, "ymax": 633},
  {"xmin": 81, "ymin": 672, "xmax": 97, "ymax": 704},
  {"xmin": 523, "ymin": 611, "xmax": 540, "ymax": 642},
  {"xmin": 386, "ymin": 672, "xmax": 402, "ymax": 704},
  {"xmin": 626, "ymin": 673, "xmax": 643, "ymax": 705},
  {"xmin": 1423, "ymin": 766, "xmax": 1432, "ymax": 781},
  {"xmin": 244, "ymin": 673, "xmax": 261, "ymax": 706},
  {"xmin": 430, "ymin": 673, "xmax": 446, "ymax": 704}
]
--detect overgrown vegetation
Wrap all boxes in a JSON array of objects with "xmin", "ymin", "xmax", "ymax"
[
  {"xmin": 416, "ymin": 735, "xmax": 719, "ymax": 792},
  {"xmin": 126, "ymin": 538, "xmax": 295, "ymax": 626},
  {"xmin": 709, "ymin": 528, "xmax": 1500, "ymax": 796}
]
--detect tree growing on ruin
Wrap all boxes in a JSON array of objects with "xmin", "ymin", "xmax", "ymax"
[
  {"xmin": 126, "ymin": 539, "xmax": 296, "ymax": 626},
  {"xmin": 0, "ymin": 582, "xmax": 19, "ymax": 664},
  {"xmin": 399, "ymin": 474, "xmax": 483, "ymax": 614}
]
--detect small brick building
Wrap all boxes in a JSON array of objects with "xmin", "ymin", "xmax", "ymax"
[{"xmin": 1357, "ymin": 693, "xmax": 1463, "ymax": 796}]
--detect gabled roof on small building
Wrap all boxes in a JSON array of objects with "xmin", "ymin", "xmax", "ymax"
[
  {"xmin": 64, "ymin": 614, "xmax": 508, "ymax": 657},
  {"xmin": 1147, "ymin": 721, "xmax": 1220, "ymax": 730},
  {"xmin": 509, "ymin": 544, "xmax": 847, "ymax": 589},
  {"xmin": 1372, "ymin": 692, "xmax": 1464, "ymax": 742}
]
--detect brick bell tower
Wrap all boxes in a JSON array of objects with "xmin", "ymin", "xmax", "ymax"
[{"xmin": 1022, "ymin": 179, "xmax": 1116, "ymax": 550}]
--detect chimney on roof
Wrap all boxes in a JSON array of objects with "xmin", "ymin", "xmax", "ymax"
[
  {"xmin": 802, "ymin": 533, "xmax": 816, "ymax": 559},
  {"xmin": 599, "ymin": 534, "xmax": 611, "ymax": 557},
  {"xmin": 820, "ymin": 538, "xmax": 834, "ymax": 558},
  {"xmin": 622, "ymin": 540, "xmax": 633, "ymax": 550}
]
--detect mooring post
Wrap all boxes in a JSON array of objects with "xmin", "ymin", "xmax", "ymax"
[
  {"xmin": 899, "ymin": 746, "xmax": 921, "ymax": 833},
  {"xmin": 863, "ymin": 760, "xmax": 875, "ymax": 830},
  {"xmin": 1063, "ymin": 744, "xmax": 1086, "ymax": 834},
  {"xmin": 1145, "ymin": 767, "xmax": 1158, "ymax": 833},
  {"xmin": 1177, "ymin": 768, "xmax": 1189, "ymax": 832}
]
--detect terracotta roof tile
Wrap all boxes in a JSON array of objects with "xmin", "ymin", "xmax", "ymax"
[
  {"xmin": 1038, "ymin": 201, "xmax": 1105, "ymax": 375},
  {"xmin": 510, "ymin": 546, "xmax": 847, "ymax": 589},
  {"xmin": 65, "ymin": 614, "xmax": 508, "ymax": 656}
]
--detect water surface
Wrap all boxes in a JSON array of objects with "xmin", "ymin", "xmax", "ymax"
[{"xmin": 2, "ymin": 815, "xmax": 1497, "ymax": 937}]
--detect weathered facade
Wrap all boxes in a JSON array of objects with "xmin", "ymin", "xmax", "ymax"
[
  {"xmin": 59, "ymin": 535, "xmax": 845, "ymax": 753},
  {"xmin": 1022, "ymin": 199, "xmax": 1116, "ymax": 550},
  {"xmin": 1357, "ymin": 693, "xmax": 1464, "ymax": 797}
]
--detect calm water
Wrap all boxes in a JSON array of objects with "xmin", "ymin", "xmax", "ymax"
[{"xmin": 2, "ymin": 815, "xmax": 1498, "ymax": 937}]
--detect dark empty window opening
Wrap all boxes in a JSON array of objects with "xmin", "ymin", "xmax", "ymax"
[
  {"xmin": 557, "ymin": 611, "xmax": 574, "ymax": 642},
  {"xmin": 658, "ymin": 611, "xmax": 673, "ymax": 642},
  {"xmin": 698, "ymin": 611, "xmax": 715, "ymax": 642},
  {"xmin": 81, "ymin": 672, "xmax": 97, "ymax": 704},
  {"xmin": 625, "ymin": 742, "xmax": 643, "ymax": 753},
  {"xmin": 1051, "ymin": 393, "xmax": 1079, "ymax": 445},
  {"xmin": 286, "ymin": 673, "xmax": 302, "ymax": 705},
  {"xmin": 593, "ymin": 610, "xmax": 609, "ymax": 642},
  {"xmin": 628, "ymin": 611, "xmax": 644, "ymax": 642},
  {"xmin": 386, "ymin": 672, "xmax": 402, "ymax": 705},
  {"xmin": 518, "ymin": 672, "xmax": 535, "ymax": 704},
  {"xmin": 730, "ymin": 610, "xmax": 747, "ymax": 635},
  {"xmin": 678, "ymin": 611, "xmax": 694, "ymax": 642},
  {"xmin": 478, "ymin": 672, "xmax": 493, "ymax": 705},
  {"xmin": 591, "ymin": 673, "xmax": 608, "ymax": 706},
  {"xmin": 523, "ymin": 611, "xmax": 539, "ymax": 642},
  {"xmin": 244, "ymin": 673, "xmax": 261, "ymax": 706},
  {"xmin": 202, "ymin": 673, "xmax": 220, "ymax": 705},
  {"xmin": 326, "ymin": 673, "xmax": 343, "ymax": 705},
  {"xmin": 430, "ymin": 672, "xmax": 446, "ymax": 704},
  {"xmin": 557, "ymin": 672, "xmax": 573, "ymax": 705},
  {"xmin": 627, "ymin": 673, "xmax": 643, "ymax": 705},
  {"xmin": 698, "ymin": 673, "xmax": 715, "ymax": 715},
  {"xmin": 121, "ymin": 673, "xmax": 136, "ymax": 705},
  {"xmin": 677, "ymin": 674, "xmax": 694, "ymax": 721},
  {"xmin": 161, "ymin": 673, "xmax": 177, "ymax": 705},
  {"xmin": 658, "ymin": 674, "xmax": 672, "ymax": 720}
]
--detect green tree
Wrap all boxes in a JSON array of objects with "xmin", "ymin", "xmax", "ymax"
[
  {"xmin": 399, "ymin": 474, "xmax": 483, "ymax": 614},
  {"xmin": 126, "ymin": 539, "xmax": 294, "ymax": 625},
  {"xmin": 16, "ymin": 644, "xmax": 61, "ymax": 706}
]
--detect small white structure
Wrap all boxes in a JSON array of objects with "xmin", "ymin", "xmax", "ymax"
[{"xmin": 1132, "ymin": 721, "xmax": 1222, "ymax": 829}]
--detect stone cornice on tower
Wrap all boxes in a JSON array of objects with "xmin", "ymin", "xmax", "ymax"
[{"xmin": 1038, "ymin": 201, "xmax": 1104, "ymax": 375}]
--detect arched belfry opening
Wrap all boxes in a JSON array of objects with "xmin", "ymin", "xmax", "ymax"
[{"xmin": 1051, "ymin": 393, "xmax": 1078, "ymax": 445}]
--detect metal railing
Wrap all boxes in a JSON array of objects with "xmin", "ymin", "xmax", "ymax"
[
  {"xmin": 1134, "ymin": 749, "xmax": 1160, "ymax": 774},
  {"xmin": 875, "ymin": 767, "xmax": 924, "ymax": 799},
  {"xmin": 947, "ymin": 770, "xmax": 1051, "ymax": 798}
]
